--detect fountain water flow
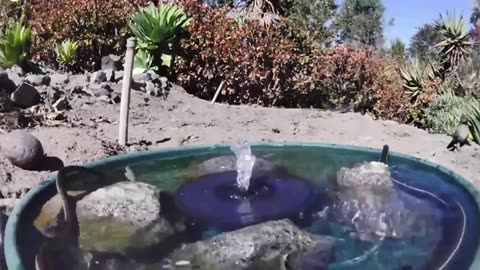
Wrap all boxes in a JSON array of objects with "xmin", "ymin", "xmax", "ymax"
[{"xmin": 230, "ymin": 140, "xmax": 256, "ymax": 192}]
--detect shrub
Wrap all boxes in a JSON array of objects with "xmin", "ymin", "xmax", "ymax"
[
  {"xmin": 55, "ymin": 39, "xmax": 79, "ymax": 70},
  {"xmin": 425, "ymin": 94, "xmax": 480, "ymax": 137},
  {"xmin": 0, "ymin": 21, "xmax": 31, "ymax": 68},
  {"xmin": 27, "ymin": 0, "xmax": 151, "ymax": 71},
  {"xmin": 130, "ymin": 3, "xmax": 192, "ymax": 74}
]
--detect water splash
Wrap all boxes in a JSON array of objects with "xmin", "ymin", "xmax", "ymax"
[{"xmin": 230, "ymin": 140, "xmax": 256, "ymax": 192}]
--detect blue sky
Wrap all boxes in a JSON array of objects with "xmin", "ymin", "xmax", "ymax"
[{"xmin": 383, "ymin": 0, "xmax": 473, "ymax": 46}]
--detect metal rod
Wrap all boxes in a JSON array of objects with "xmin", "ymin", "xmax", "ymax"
[{"xmin": 118, "ymin": 37, "xmax": 137, "ymax": 146}]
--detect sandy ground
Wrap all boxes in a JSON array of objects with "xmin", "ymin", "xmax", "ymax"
[{"xmin": 1, "ymin": 83, "xmax": 479, "ymax": 212}]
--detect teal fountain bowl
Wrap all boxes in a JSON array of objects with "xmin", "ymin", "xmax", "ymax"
[{"xmin": 4, "ymin": 143, "xmax": 480, "ymax": 270}]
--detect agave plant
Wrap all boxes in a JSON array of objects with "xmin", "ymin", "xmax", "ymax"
[
  {"xmin": 55, "ymin": 39, "xmax": 79, "ymax": 67},
  {"xmin": 434, "ymin": 12, "xmax": 473, "ymax": 70},
  {"xmin": 0, "ymin": 20, "xmax": 31, "ymax": 68},
  {"xmin": 134, "ymin": 48, "xmax": 154, "ymax": 71},
  {"xmin": 130, "ymin": 3, "xmax": 192, "ymax": 70},
  {"xmin": 399, "ymin": 58, "xmax": 425, "ymax": 100},
  {"xmin": 468, "ymin": 99, "xmax": 480, "ymax": 144}
]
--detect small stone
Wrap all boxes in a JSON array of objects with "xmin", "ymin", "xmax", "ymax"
[
  {"xmin": 68, "ymin": 74, "xmax": 89, "ymax": 87},
  {"xmin": 49, "ymin": 74, "xmax": 70, "ymax": 87},
  {"xmin": 0, "ymin": 71, "xmax": 17, "ymax": 94},
  {"xmin": 46, "ymin": 87, "xmax": 62, "ymax": 103},
  {"xmin": 70, "ymin": 86, "xmax": 86, "ymax": 95},
  {"xmin": 101, "ymin": 55, "xmax": 122, "ymax": 71},
  {"xmin": 111, "ymin": 93, "xmax": 121, "ymax": 104},
  {"xmin": 91, "ymin": 83, "xmax": 112, "ymax": 97},
  {"xmin": 104, "ymin": 69, "xmax": 114, "ymax": 82},
  {"xmin": 0, "ymin": 130, "xmax": 45, "ymax": 170},
  {"xmin": 97, "ymin": 95, "xmax": 111, "ymax": 103},
  {"xmin": 114, "ymin": 71, "xmax": 124, "ymax": 83},
  {"xmin": 53, "ymin": 96, "xmax": 69, "ymax": 111},
  {"xmin": 7, "ymin": 65, "xmax": 24, "ymax": 76},
  {"xmin": 10, "ymin": 83, "xmax": 41, "ymax": 108},
  {"xmin": 25, "ymin": 74, "xmax": 50, "ymax": 86},
  {"xmin": 90, "ymin": 71, "xmax": 106, "ymax": 84}
]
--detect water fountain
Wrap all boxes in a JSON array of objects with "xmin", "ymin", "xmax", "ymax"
[
  {"xmin": 174, "ymin": 140, "xmax": 319, "ymax": 231},
  {"xmin": 3, "ymin": 142, "xmax": 480, "ymax": 270}
]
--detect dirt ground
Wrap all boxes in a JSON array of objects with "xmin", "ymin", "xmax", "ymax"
[{"xmin": 1, "ymin": 84, "xmax": 479, "ymax": 212}]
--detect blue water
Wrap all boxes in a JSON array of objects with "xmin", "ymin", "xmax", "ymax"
[{"xmin": 78, "ymin": 147, "xmax": 480, "ymax": 269}]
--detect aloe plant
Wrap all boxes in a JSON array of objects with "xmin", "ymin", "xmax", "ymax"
[
  {"xmin": 399, "ymin": 58, "xmax": 425, "ymax": 100},
  {"xmin": 129, "ymin": 3, "xmax": 192, "ymax": 70},
  {"xmin": 55, "ymin": 39, "xmax": 79, "ymax": 67},
  {"xmin": 467, "ymin": 99, "xmax": 480, "ymax": 144},
  {"xmin": 134, "ymin": 48, "xmax": 154, "ymax": 71},
  {"xmin": 0, "ymin": 20, "xmax": 31, "ymax": 68},
  {"xmin": 434, "ymin": 12, "xmax": 473, "ymax": 70}
]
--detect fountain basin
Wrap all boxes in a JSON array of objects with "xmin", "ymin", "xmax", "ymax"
[{"xmin": 4, "ymin": 142, "xmax": 480, "ymax": 270}]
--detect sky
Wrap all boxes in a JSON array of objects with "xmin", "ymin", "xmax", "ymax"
[{"xmin": 382, "ymin": 0, "xmax": 473, "ymax": 46}]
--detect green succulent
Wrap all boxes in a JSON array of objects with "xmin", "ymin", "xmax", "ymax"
[
  {"xmin": 399, "ymin": 58, "xmax": 424, "ymax": 99},
  {"xmin": 425, "ymin": 94, "xmax": 480, "ymax": 145},
  {"xmin": 0, "ymin": 20, "xmax": 31, "ymax": 68},
  {"xmin": 134, "ymin": 48, "xmax": 154, "ymax": 71},
  {"xmin": 434, "ymin": 12, "xmax": 473, "ymax": 69},
  {"xmin": 130, "ymin": 2, "xmax": 191, "ymax": 70},
  {"xmin": 55, "ymin": 39, "xmax": 79, "ymax": 67}
]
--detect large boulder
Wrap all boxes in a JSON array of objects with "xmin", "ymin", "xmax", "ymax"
[
  {"xmin": 330, "ymin": 161, "xmax": 442, "ymax": 242},
  {"xmin": 167, "ymin": 219, "xmax": 335, "ymax": 270},
  {"xmin": 76, "ymin": 181, "xmax": 185, "ymax": 254},
  {"xmin": 0, "ymin": 130, "xmax": 45, "ymax": 170}
]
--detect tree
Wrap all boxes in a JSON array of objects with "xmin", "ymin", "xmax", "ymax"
[
  {"xmin": 389, "ymin": 38, "xmax": 405, "ymax": 59},
  {"xmin": 280, "ymin": 0, "xmax": 337, "ymax": 42},
  {"xmin": 333, "ymin": 0, "xmax": 385, "ymax": 48},
  {"xmin": 408, "ymin": 24, "xmax": 442, "ymax": 62}
]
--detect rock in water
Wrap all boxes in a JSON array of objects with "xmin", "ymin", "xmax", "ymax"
[
  {"xmin": 0, "ymin": 130, "xmax": 44, "ymax": 169},
  {"xmin": 332, "ymin": 161, "xmax": 442, "ymax": 242},
  {"xmin": 76, "ymin": 181, "xmax": 184, "ymax": 254},
  {"xmin": 168, "ymin": 219, "xmax": 335, "ymax": 270}
]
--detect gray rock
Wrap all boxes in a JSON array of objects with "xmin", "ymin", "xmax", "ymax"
[
  {"xmin": 104, "ymin": 69, "xmax": 114, "ymax": 82},
  {"xmin": 25, "ymin": 74, "xmax": 50, "ymax": 86},
  {"xmin": 49, "ymin": 74, "xmax": 70, "ymax": 87},
  {"xmin": 331, "ymin": 161, "xmax": 442, "ymax": 242},
  {"xmin": 6, "ymin": 70, "xmax": 22, "ymax": 87},
  {"xmin": 0, "ymin": 130, "xmax": 45, "ymax": 170},
  {"xmin": 90, "ymin": 71, "xmax": 107, "ymax": 84},
  {"xmin": 101, "ymin": 55, "xmax": 122, "ymax": 71},
  {"xmin": 68, "ymin": 74, "xmax": 89, "ymax": 88},
  {"xmin": 46, "ymin": 87, "xmax": 62, "ymax": 103},
  {"xmin": 76, "ymin": 181, "xmax": 184, "ymax": 254},
  {"xmin": 110, "ymin": 93, "xmax": 121, "ymax": 104},
  {"xmin": 145, "ymin": 81, "xmax": 159, "ymax": 96},
  {"xmin": 53, "ymin": 96, "xmax": 69, "ymax": 111},
  {"xmin": 0, "ymin": 72, "xmax": 17, "ymax": 94},
  {"xmin": 114, "ymin": 71, "xmax": 124, "ymax": 83},
  {"xmin": 7, "ymin": 65, "xmax": 24, "ymax": 76},
  {"xmin": 10, "ymin": 82, "xmax": 41, "ymax": 108},
  {"xmin": 90, "ymin": 83, "xmax": 112, "ymax": 97},
  {"xmin": 0, "ymin": 92, "xmax": 14, "ymax": 112},
  {"xmin": 168, "ymin": 219, "xmax": 335, "ymax": 270}
]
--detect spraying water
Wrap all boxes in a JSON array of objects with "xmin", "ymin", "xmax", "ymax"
[{"xmin": 230, "ymin": 140, "xmax": 256, "ymax": 192}]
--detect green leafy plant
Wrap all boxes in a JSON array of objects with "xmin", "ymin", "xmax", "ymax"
[
  {"xmin": 55, "ymin": 39, "xmax": 79, "ymax": 67},
  {"xmin": 434, "ymin": 12, "xmax": 473, "ymax": 70},
  {"xmin": 0, "ymin": 20, "xmax": 31, "ymax": 68},
  {"xmin": 130, "ymin": 3, "xmax": 192, "ymax": 71},
  {"xmin": 399, "ymin": 58, "xmax": 425, "ymax": 100},
  {"xmin": 425, "ymin": 94, "xmax": 480, "ymax": 144},
  {"xmin": 134, "ymin": 48, "xmax": 154, "ymax": 71}
]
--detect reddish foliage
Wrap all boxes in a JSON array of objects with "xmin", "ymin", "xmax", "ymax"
[
  {"xmin": 174, "ymin": 2, "xmax": 412, "ymax": 122},
  {"xmin": 27, "ymin": 0, "xmax": 150, "ymax": 71}
]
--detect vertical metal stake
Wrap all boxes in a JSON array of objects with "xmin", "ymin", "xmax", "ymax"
[{"xmin": 118, "ymin": 37, "xmax": 137, "ymax": 146}]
